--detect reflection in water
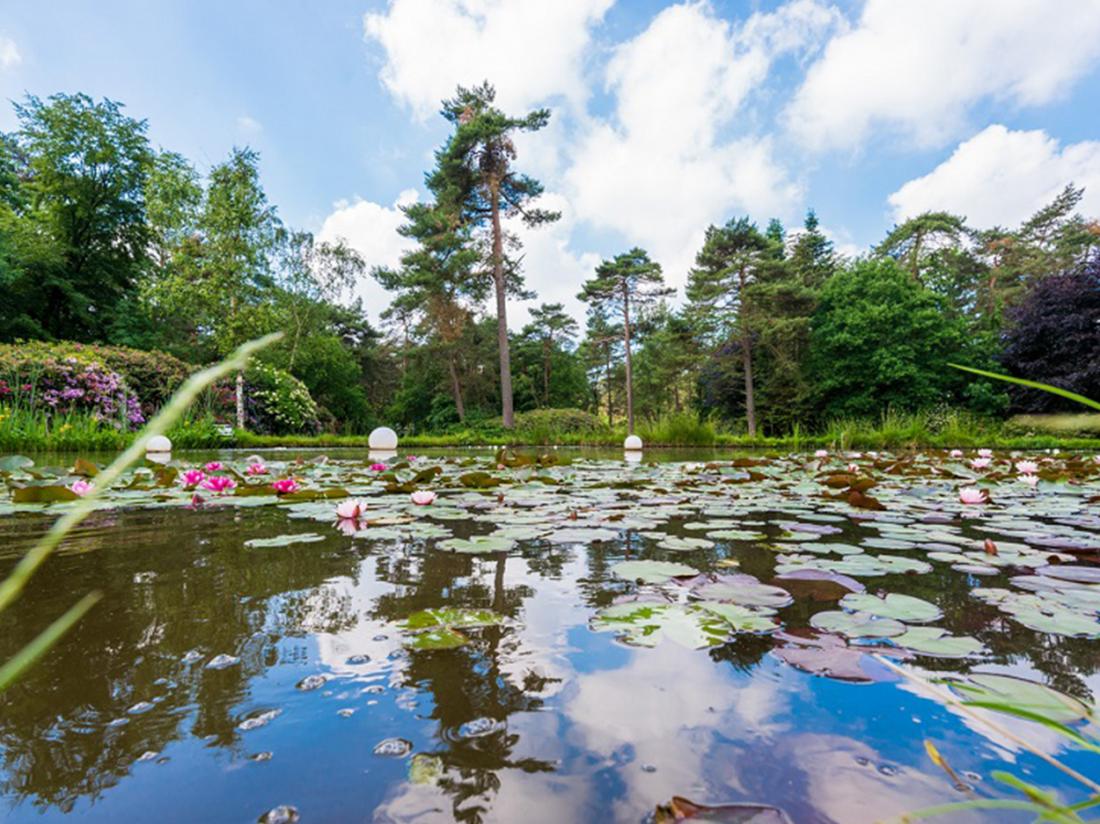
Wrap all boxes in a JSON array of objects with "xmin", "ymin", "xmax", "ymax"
[{"xmin": 0, "ymin": 497, "xmax": 1097, "ymax": 823}]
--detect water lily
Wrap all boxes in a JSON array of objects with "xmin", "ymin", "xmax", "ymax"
[
  {"xmin": 410, "ymin": 490, "xmax": 436, "ymax": 506},
  {"xmin": 949, "ymin": 449, "xmax": 963, "ymax": 458},
  {"xmin": 814, "ymin": 449, "xmax": 828, "ymax": 458},
  {"xmin": 271, "ymin": 478, "xmax": 298, "ymax": 495},
  {"xmin": 977, "ymin": 448, "xmax": 993, "ymax": 458},
  {"xmin": 970, "ymin": 458, "xmax": 991, "ymax": 470},
  {"xmin": 846, "ymin": 463, "xmax": 859, "ymax": 474},
  {"xmin": 1018, "ymin": 473, "xmax": 1039, "ymax": 487},
  {"xmin": 335, "ymin": 518, "xmax": 359, "ymax": 536},
  {"xmin": 181, "ymin": 469, "xmax": 205, "ymax": 488},
  {"xmin": 201, "ymin": 476, "xmax": 236, "ymax": 494},
  {"xmin": 335, "ymin": 499, "xmax": 366, "ymax": 520},
  {"xmin": 246, "ymin": 462, "xmax": 269, "ymax": 476},
  {"xmin": 204, "ymin": 461, "xmax": 223, "ymax": 472},
  {"xmin": 959, "ymin": 487, "xmax": 988, "ymax": 505},
  {"xmin": 70, "ymin": 479, "xmax": 93, "ymax": 497},
  {"xmin": 369, "ymin": 463, "xmax": 387, "ymax": 472},
  {"xmin": 1015, "ymin": 460, "xmax": 1039, "ymax": 475}
]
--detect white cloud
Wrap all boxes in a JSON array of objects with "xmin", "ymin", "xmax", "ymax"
[
  {"xmin": 363, "ymin": 0, "xmax": 613, "ymax": 118},
  {"xmin": 0, "ymin": 36, "xmax": 21, "ymax": 69},
  {"xmin": 888, "ymin": 124, "xmax": 1100, "ymax": 228},
  {"xmin": 508, "ymin": 192, "xmax": 602, "ymax": 329},
  {"xmin": 565, "ymin": 1, "xmax": 837, "ymax": 289},
  {"xmin": 787, "ymin": 0, "xmax": 1100, "ymax": 150},
  {"xmin": 236, "ymin": 114, "xmax": 263, "ymax": 134},
  {"xmin": 317, "ymin": 189, "xmax": 420, "ymax": 319}
]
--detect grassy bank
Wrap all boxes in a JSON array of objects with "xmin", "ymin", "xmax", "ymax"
[{"xmin": 4, "ymin": 407, "xmax": 1100, "ymax": 453}]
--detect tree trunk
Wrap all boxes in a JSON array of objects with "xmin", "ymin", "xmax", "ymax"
[
  {"xmin": 542, "ymin": 340, "xmax": 551, "ymax": 406},
  {"xmin": 605, "ymin": 347, "xmax": 614, "ymax": 426},
  {"xmin": 235, "ymin": 370, "xmax": 245, "ymax": 430},
  {"xmin": 622, "ymin": 285, "xmax": 635, "ymax": 434},
  {"xmin": 739, "ymin": 268, "xmax": 756, "ymax": 437},
  {"xmin": 448, "ymin": 352, "xmax": 466, "ymax": 421},
  {"xmin": 741, "ymin": 329, "xmax": 756, "ymax": 437},
  {"xmin": 490, "ymin": 183, "xmax": 514, "ymax": 428}
]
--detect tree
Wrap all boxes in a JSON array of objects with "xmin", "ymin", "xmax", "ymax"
[
  {"xmin": 1000, "ymin": 259, "xmax": 1100, "ymax": 413},
  {"xmin": 3, "ymin": 93, "xmax": 152, "ymax": 341},
  {"xmin": 578, "ymin": 306, "xmax": 621, "ymax": 427},
  {"xmin": 431, "ymin": 82, "xmax": 560, "ymax": 428},
  {"xmin": 685, "ymin": 218, "xmax": 779, "ymax": 436},
  {"xmin": 522, "ymin": 303, "xmax": 578, "ymax": 406},
  {"xmin": 808, "ymin": 258, "xmax": 971, "ymax": 419},
  {"xmin": 578, "ymin": 248, "xmax": 673, "ymax": 434},
  {"xmin": 373, "ymin": 201, "xmax": 485, "ymax": 422}
]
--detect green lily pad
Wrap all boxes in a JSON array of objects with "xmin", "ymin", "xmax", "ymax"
[
  {"xmin": 838, "ymin": 592, "xmax": 942, "ymax": 623},
  {"xmin": 591, "ymin": 600, "xmax": 775, "ymax": 649},
  {"xmin": 810, "ymin": 610, "xmax": 906, "ymax": 638},
  {"xmin": 244, "ymin": 532, "xmax": 326, "ymax": 548},
  {"xmin": 610, "ymin": 560, "xmax": 699, "ymax": 584},
  {"xmin": 438, "ymin": 535, "xmax": 515, "ymax": 554},
  {"xmin": 891, "ymin": 626, "xmax": 984, "ymax": 658}
]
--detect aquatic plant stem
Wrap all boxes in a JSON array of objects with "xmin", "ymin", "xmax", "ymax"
[{"xmin": 872, "ymin": 655, "xmax": 1100, "ymax": 795}]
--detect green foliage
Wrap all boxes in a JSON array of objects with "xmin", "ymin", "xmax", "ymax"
[
  {"xmin": 808, "ymin": 258, "xmax": 972, "ymax": 419},
  {"xmin": 638, "ymin": 411, "xmax": 717, "ymax": 446},
  {"xmin": 245, "ymin": 363, "xmax": 319, "ymax": 435}
]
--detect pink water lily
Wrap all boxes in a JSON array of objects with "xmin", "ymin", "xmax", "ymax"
[
  {"xmin": 181, "ymin": 469, "xmax": 205, "ymax": 489},
  {"xmin": 246, "ymin": 462, "xmax": 269, "ymax": 476},
  {"xmin": 335, "ymin": 518, "xmax": 359, "ymax": 536},
  {"xmin": 1015, "ymin": 460, "xmax": 1039, "ymax": 474},
  {"xmin": 204, "ymin": 461, "xmax": 223, "ymax": 472},
  {"xmin": 814, "ymin": 449, "xmax": 828, "ymax": 458},
  {"xmin": 977, "ymin": 449, "xmax": 993, "ymax": 458},
  {"xmin": 335, "ymin": 499, "xmax": 367, "ymax": 520},
  {"xmin": 949, "ymin": 449, "xmax": 963, "ymax": 458},
  {"xmin": 201, "ymin": 476, "xmax": 236, "ymax": 494},
  {"xmin": 959, "ymin": 487, "xmax": 988, "ymax": 505},
  {"xmin": 846, "ymin": 463, "xmax": 859, "ymax": 474},
  {"xmin": 369, "ymin": 463, "xmax": 387, "ymax": 472},
  {"xmin": 970, "ymin": 458, "xmax": 991, "ymax": 470},
  {"xmin": 1018, "ymin": 473, "xmax": 1039, "ymax": 487},
  {"xmin": 70, "ymin": 479, "xmax": 93, "ymax": 497},
  {"xmin": 271, "ymin": 478, "xmax": 298, "ymax": 495},
  {"xmin": 410, "ymin": 490, "xmax": 436, "ymax": 506}
]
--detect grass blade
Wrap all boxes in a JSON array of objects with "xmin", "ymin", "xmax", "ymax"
[
  {"xmin": 0, "ymin": 591, "xmax": 102, "ymax": 691},
  {"xmin": 949, "ymin": 363, "xmax": 1100, "ymax": 411}
]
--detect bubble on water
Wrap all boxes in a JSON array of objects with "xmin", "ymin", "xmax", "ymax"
[
  {"xmin": 205, "ymin": 653, "xmax": 240, "ymax": 670},
  {"xmin": 387, "ymin": 649, "xmax": 407, "ymax": 661},
  {"xmin": 457, "ymin": 717, "xmax": 504, "ymax": 739},
  {"xmin": 337, "ymin": 708, "xmax": 356, "ymax": 718},
  {"xmin": 181, "ymin": 649, "xmax": 203, "ymax": 664},
  {"xmin": 128, "ymin": 701, "xmax": 155, "ymax": 715},
  {"xmin": 153, "ymin": 677, "xmax": 175, "ymax": 688},
  {"xmin": 156, "ymin": 757, "xmax": 170, "ymax": 765},
  {"xmin": 641, "ymin": 764, "xmax": 657, "ymax": 773},
  {"xmin": 257, "ymin": 804, "xmax": 299, "ymax": 824},
  {"xmin": 962, "ymin": 771, "xmax": 982, "ymax": 783},
  {"xmin": 137, "ymin": 750, "xmax": 158, "ymax": 762},
  {"xmin": 133, "ymin": 571, "xmax": 156, "ymax": 584},
  {"xmin": 854, "ymin": 756, "xmax": 869, "ymax": 766},
  {"xmin": 238, "ymin": 709, "xmax": 282, "ymax": 731},
  {"xmin": 372, "ymin": 634, "xmax": 388, "ymax": 642},
  {"xmin": 346, "ymin": 654, "xmax": 371, "ymax": 665},
  {"xmin": 107, "ymin": 717, "xmax": 129, "ymax": 728},
  {"xmin": 878, "ymin": 764, "xmax": 899, "ymax": 777},
  {"xmin": 361, "ymin": 685, "xmax": 385, "ymax": 695},
  {"xmin": 295, "ymin": 674, "xmax": 327, "ymax": 691},
  {"xmin": 250, "ymin": 752, "xmax": 273, "ymax": 762},
  {"xmin": 373, "ymin": 738, "xmax": 413, "ymax": 757}
]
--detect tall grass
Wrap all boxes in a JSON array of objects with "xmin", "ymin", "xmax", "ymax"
[
  {"xmin": 637, "ymin": 411, "xmax": 717, "ymax": 446},
  {"xmin": 0, "ymin": 406, "xmax": 231, "ymax": 452}
]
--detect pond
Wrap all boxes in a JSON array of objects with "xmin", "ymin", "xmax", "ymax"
[{"xmin": 1, "ymin": 448, "xmax": 1098, "ymax": 823}]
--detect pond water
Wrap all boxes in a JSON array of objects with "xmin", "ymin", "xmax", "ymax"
[{"xmin": 1, "ymin": 448, "xmax": 1098, "ymax": 823}]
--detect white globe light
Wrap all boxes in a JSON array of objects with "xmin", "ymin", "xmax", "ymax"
[
  {"xmin": 146, "ymin": 435, "xmax": 172, "ymax": 453},
  {"xmin": 623, "ymin": 435, "xmax": 643, "ymax": 451},
  {"xmin": 624, "ymin": 450, "xmax": 643, "ymax": 463},
  {"xmin": 368, "ymin": 427, "xmax": 398, "ymax": 450}
]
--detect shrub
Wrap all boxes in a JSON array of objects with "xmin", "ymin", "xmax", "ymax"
[
  {"xmin": 514, "ymin": 408, "xmax": 608, "ymax": 437},
  {"xmin": 0, "ymin": 341, "xmax": 193, "ymax": 420},
  {"xmin": 244, "ymin": 363, "xmax": 320, "ymax": 435},
  {"xmin": 1001, "ymin": 261, "xmax": 1100, "ymax": 413},
  {"xmin": 638, "ymin": 411, "xmax": 717, "ymax": 445}
]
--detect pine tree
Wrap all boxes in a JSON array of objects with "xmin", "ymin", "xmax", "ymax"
[
  {"xmin": 578, "ymin": 248, "xmax": 673, "ymax": 434},
  {"xmin": 522, "ymin": 303, "xmax": 578, "ymax": 406},
  {"xmin": 430, "ymin": 82, "xmax": 560, "ymax": 428}
]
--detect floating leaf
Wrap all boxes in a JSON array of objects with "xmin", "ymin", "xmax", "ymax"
[
  {"xmin": 438, "ymin": 535, "xmax": 515, "ymax": 554},
  {"xmin": 839, "ymin": 592, "xmax": 942, "ymax": 623},
  {"xmin": 810, "ymin": 610, "xmax": 906, "ymax": 638},
  {"xmin": 891, "ymin": 626, "xmax": 984, "ymax": 658},
  {"xmin": 610, "ymin": 560, "xmax": 699, "ymax": 584},
  {"xmin": 244, "ymin": 532, "xmax": 326, "ymax": 548}
]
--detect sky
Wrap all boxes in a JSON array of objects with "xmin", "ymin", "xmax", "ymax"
[{"xmin": 2, "ymin": 0, "xmax": 1100, "ymax": 328}]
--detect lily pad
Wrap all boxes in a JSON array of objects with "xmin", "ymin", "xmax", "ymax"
[
  {"xmin": 244, "ymin": 532, "xmax": 326, "ymax": 548},
  {"xmin": 438, "ymin": 535, "xmax": 515, "ymax": 554},
  {"xmin": 810, "ymin": 610, "xmax": 906, "ymax": 639},
  {"xmin": 838, "ymin": 592, "xmax": 942, "ymax": 623},
  {"xmin": 610, "ymin": 560, "xmax": 699, "ymax": 584}
]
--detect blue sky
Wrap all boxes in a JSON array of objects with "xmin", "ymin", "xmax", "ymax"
[{"xmin": 2, "ymin": 0, "xmax": 1099, "ymax": 325}]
